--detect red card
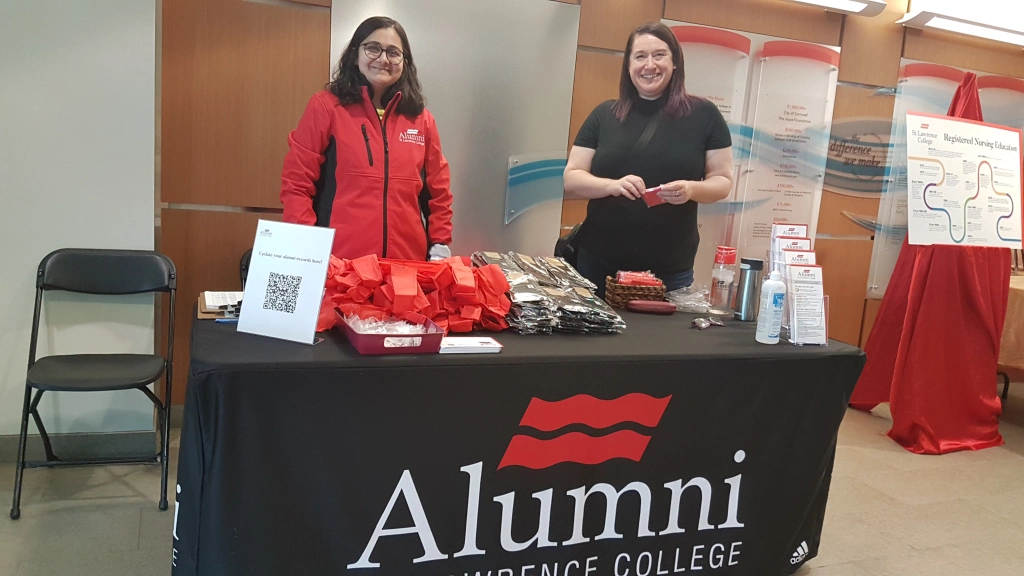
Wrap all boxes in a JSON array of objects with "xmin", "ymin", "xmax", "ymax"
[{"xmin": 642, "ymin": 187, "xmax": 665, "ymax": 207}]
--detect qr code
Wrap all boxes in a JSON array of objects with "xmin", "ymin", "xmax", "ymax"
[{"xmin": 263, "ymin": 272, "xmax": 302, "ymax": 314}]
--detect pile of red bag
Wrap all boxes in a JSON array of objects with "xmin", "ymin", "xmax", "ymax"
[
  {"xmin": 615, "ymin": 271, "xmax": 664, "ymax": 287},
  {"xmin": 316, "ymin": 254, "xmax": 512, "ymax": 333}
]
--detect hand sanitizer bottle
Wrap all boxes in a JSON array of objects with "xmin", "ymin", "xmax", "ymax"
[{"xmin": 755, "ymin": 270, "xmax": 786, "ymax": 344}]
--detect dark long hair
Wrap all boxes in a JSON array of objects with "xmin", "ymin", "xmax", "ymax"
[
  {"xmin": 612, "ymin": 22, "xmax": 699, "ymax": 122},
  {"xmin": 327, "ymin": 16, "xmax": 426, "ymax": 118}
]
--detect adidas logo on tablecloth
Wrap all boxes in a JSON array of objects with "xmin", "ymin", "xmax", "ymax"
[{"xmin": 790, "ymin": 541, "xmax": 809, "ymax": 564}]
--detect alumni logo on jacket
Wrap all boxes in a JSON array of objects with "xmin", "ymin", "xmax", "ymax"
[
  {"xmin": 346, "ymin": 393, "xmax": 752, "ymax": 573},
  {"xmin": 398, "ymin": 128, "xmax": 425, "ymax": 146}
]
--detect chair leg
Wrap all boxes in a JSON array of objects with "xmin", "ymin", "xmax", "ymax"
[
  {"xmin": 158, "ymin": 405, "xmax": 170, "ymax": 511},
  {"xmin": 10, "ymin": 385, "xmax": 33, "ymax": 520},
  {"xmin": 1001, "ymin": 372, "xmax": 1011, "ymax": 402},
  {"xmin": 159, "ymin": 375, "xmax": 172, "ymax": 511},
  {"xmin": 141, "ymin": 383, "xmax": 171, "ymax": 511},
  {"xmin": 28, "ymin": 390, "xmax": 57, "ymax": 462}
]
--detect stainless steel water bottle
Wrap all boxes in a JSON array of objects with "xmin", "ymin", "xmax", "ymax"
[{"xmin": 733, "ymin": 258, "xmax": 765, "ymax": 322}]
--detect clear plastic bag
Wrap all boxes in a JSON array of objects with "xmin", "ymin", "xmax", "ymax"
[
  {"xmin": 344, "ymin": 315, "xmax": 427, "ymax": 335},
  {"xmin": 665, "ymin": 284, "xmax": 711, "ymax": 314}
]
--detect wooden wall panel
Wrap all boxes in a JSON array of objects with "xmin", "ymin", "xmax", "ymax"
[
  {"xmin": 860, "ymin": 297, "xmax": 882, "ymax": 348},
  {"xmin": 832, "ymin": 84, "xmax": 896, "ymax": 121},
  {"xmin": 162, "ymin": 0, "xmax": 331, "ymax": 209},
  {"xmin": 562, "ymin": 49, "xmax": 622, "ymax": 229},
  {"xmin": 817, "ymin": 192, "xmax": 880, "ymax": 237},
  {"xmin": 289, "ymin": 0, "xmax": 331, "ymax": 6},
  {"xmin": 904, "ymin": 28, "xmax": 1024, "ymax": 78},
  {"xmin": 567, "ymin": 50, "xmax": 622, "ymax": 149},
  {"xmin": 561, "ymin": 200, "xmax": 588, "ymax": 232},
  {"xmin": 815, "ymin": 238, "xmax": 873, "ymax": 345},
  {"xmin": 578, "ymin": 0, "xmax": 664, "ymax": 51},
  {"xmin": 838, "ymin": 0, "xmax": 907, "ymax": 86},
  {"xmin": 664, "ymin": 0, "xmax": 842, "ymax": 46},
  {"xmin": 161, "ymin": 209, "xmax": 282, "ymax": 404}
]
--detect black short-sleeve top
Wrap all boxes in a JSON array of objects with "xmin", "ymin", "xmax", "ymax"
[{"xmin": 573, "ymin": 96, "xmax": 731, "ymax": 273}]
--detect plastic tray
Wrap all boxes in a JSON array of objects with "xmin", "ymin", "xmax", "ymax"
[{"xmin": 335, "ymin": 309, "xmax": 444, "ymax": 355}]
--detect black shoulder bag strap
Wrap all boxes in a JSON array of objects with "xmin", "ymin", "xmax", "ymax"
[{"xmin": 630, "ymin": 112, "xmax": 662, "ymax": 159}]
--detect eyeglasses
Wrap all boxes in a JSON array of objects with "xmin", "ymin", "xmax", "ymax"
[{"xmin": 360, "ymin": 42, "xmax": 404, "ymax": 64}]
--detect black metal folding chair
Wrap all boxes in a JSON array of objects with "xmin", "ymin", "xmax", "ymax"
[
  {"xmin": 10, "ymin": 249, "xmax": 177, "ymax": 519},
  {"xmin": 998, "ymin": 371, "xmax": 1012, "ymax": 402},
  {"xmin": 240, "ymin": 248, "xmax": 253, "ymax": 290}
]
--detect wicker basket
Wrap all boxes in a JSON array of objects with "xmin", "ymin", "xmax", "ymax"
[{"xmin": 604, "ymin": 276, "xmax": 666, "ymax": 308}]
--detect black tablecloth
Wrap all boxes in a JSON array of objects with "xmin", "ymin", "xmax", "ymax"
[{"xmin": 172, "ymin": 313, "xmax": 864, "ymax": 576}]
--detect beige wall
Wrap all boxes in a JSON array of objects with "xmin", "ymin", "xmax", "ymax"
[{"xmin": 0, "ymin": 0, "xmax": 159, "ymax": 434}]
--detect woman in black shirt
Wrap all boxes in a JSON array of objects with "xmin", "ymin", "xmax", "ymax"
[{"xmin": 564, "ymin": 22, "xmax": 734, "ymax": 296}]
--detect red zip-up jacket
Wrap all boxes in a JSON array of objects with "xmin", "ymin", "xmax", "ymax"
[{"xmin": 280, "ymin": 88, "xmax": 453, "ymax": 260}]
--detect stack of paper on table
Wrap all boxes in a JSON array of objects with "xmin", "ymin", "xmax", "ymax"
[
  {"xmin": 439, "ymin": 337, "xmax": 503, "ymax": 354},
  {"xmin": 197, "ymin": 291, "xmax": 243, "ymax": 319}
]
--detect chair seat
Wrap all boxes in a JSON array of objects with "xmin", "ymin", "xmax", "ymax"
[{"xmin": 27, "ymin": 354, "xmax": 165, "ymax": 392}]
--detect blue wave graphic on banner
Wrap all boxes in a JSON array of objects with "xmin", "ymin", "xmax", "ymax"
[
  {"xmin": 505, "ymin": 158, "xmax": 568, "ymax": 224},
  {"xmin": 728, "ymin": 119, "xmax": 900, "ymax": 198},
  {"xmin": 505, "ymin": 114, "xmax": 915, "ymax": 225}
]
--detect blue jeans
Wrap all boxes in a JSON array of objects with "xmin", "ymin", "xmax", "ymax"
[{"xmin": 576, "ymin": 248, "xmax": 694, "ymax": 298}]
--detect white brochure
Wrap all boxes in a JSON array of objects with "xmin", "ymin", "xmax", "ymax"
[
  {"xmin": 787, "ymin": 264, "xmax": 827, "ymax": 345},
  {"xmin": 780, "ymin": 249, "xmax": 816, "ymax": 328},
  {"xmin": 770, "ymin": 223, "xmax": 809, "ymax": 273}
]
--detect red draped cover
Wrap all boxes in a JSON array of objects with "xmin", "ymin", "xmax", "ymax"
[{"xmin": 850, "ymin": 72, "xmax": 1009, "ymax": 454}]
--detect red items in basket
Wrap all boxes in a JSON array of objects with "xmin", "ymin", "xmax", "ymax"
[
  {"xmin": 316, "ymin": 254, "xmax": 512, "ymax": 334},
  {"xmin": 615, "ymin": 271, "xmax": 664, "ymax": 287}
]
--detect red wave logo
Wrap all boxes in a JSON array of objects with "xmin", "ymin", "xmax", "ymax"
[
  {"xmin": 498, "ymin": 394, "xmax": 671, "ymax": 469},
  {"xmin": 518, "ymin": 393, "xmax": 672, "ymax": 431}
]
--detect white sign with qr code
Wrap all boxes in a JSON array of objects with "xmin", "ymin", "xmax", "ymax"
[{"xmin": 237, "ymin": 219, "xmax": 335, "ymax": 344}]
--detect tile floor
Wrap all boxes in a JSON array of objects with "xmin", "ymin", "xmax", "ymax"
[{"xmin": 1, "ymin": 385, "xmax": 1023, "ymax": 576}]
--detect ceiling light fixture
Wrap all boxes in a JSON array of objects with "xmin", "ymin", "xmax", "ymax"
[
  {"xmin": 899, "ymin": 11, "xmax": 1024, "ymax": 47},
  {"xmin": 898, "ymin": 0, "xmax": 1024, "ymax": 47},
  {"xmin": 777, "ymin": 0, "xmax": 888, "ymax": 17}
]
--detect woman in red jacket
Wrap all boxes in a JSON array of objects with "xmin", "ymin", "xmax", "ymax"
[{"xmin": 280, "ymin": 16, "xmax": 454, "ymax": 261}]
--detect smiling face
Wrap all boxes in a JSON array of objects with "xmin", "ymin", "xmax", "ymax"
[
  {"xmin": 357, "ymin": 26, "xmax": 405, "ymax": 95},
  {"xmin": 628, "ymin": 34, "xmax": 674, "ymax": 99}
]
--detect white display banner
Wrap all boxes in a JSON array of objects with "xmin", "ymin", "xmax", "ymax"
[
  {"xmin": 666, "ymin": 23, "xmax": 753, "ymax": 289},
  {"xmin": 237, "ymin": 220, "xmax": 335, "ymax": 344},
  {"xmin": 738, "ymin": 44, "xmax": 838, "ymax": 263},
  {"xmin": 905, "ymin": 112, "xmax": 1023, "ymax": 248},
  {"xmin": 664, "ymin": 21, "xmax": 839, "ymax": 289},
  {"xmin": 868, "ymin": 63, "xmax": 962, "ymax": 298}
]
